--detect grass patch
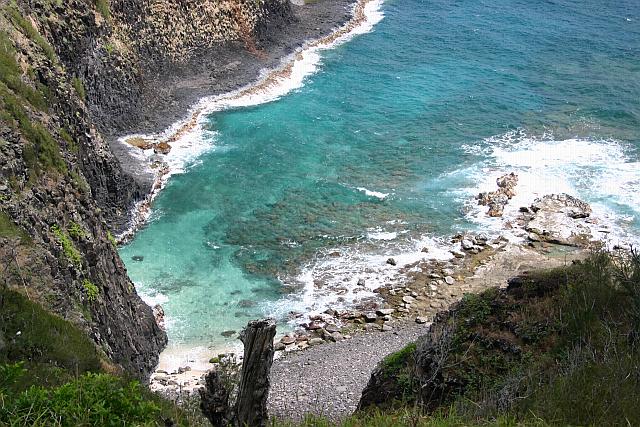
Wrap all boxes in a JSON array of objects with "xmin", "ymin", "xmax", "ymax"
[
  {"xmin": 95, "ymin": 0, "xmax": 111, "ymax": 21},
  {"xmin": 5, "ymin": 5, "xmax": 57, "ymax": 64},
  {"xmin": 0, "ymin": 82, "xmax": 67, "ymax": 178},
  {"xmin": 0, "ymin": 287, "xmax": 102, "ymax": 389},
  {"xmin": 0, "ymin": 32, "xmax": 47, "ymax": 111},
  {"xmin": 51, "ymin": 224, "xmax": 82, "ymax": 267},
  {"xmin": 71, "ymin": 76, "xmax": 85, "ymax": 101},
  {"xmin": 0, "ymin": 211, "xmax": 31, "ymax": 244}
]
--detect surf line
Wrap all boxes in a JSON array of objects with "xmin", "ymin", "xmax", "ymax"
[{"xmin": 117, "ymin": 0, "xmax": 385, "ymax": 243}]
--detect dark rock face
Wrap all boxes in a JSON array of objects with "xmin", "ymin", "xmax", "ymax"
[{"xmin": 1, "ymin": 0, "xmax": 299, "ymax": 379}]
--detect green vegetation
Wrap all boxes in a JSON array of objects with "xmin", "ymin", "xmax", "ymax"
[
  {"xmin": 82, "ymin": 279, "xmax": 99, "ymax": 302},
  {"xmin": 0, "ymin": 287, "xmax": 208, "ymax": 426},
  {"xmin": 59, "ymin": 128, "xmax": 78, "ymax": 153},
  {"xmin": 51, "ymin": 224, "xmax": 82, "ymax": 267},
  {"xmin": 352, "ymin": 250, "xmax": 640, "ymax": 427},
  {"xmin": 95, "ymin": 0, "xmax": 111, "ymax": 21},
  {"xmin": 0, "ymin": 32, "xmax": 47, "ymax": 111},
  {"xmin": 4, "ymin": 5, "xmax": 57, "ymax": 64},
  {"xmin": 107, "ymin": 230, "xmax": 117, "ymax": 246},
  {"xmin": 67, "ymin": 221, "xmax": 86, "ymax": 239},
  {"xmin": 0, "ymin": 211, "xmax": 31, "ymax": 244},
  {"xmin": 0, "ymin": 287, "xmax": 102, "ymax": 388},
  {"xmin": 104, "ymin": 42, "xmax": 115, "ymax": 55},
  {"xmin": 0, "ymin": 82, "xmax": 67, "ymax": 178},
  {"xmin": 72, "ymin": 76, "xmax": 85, "ymax": 101}
]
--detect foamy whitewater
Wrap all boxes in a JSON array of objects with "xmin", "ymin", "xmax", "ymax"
[{"xmin": 119, "ymin": 0, "xmax": 640, "ymax": 376}]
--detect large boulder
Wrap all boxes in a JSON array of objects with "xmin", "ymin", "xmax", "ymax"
[{"xmin": 524, "ymin": 194, "xmax": 593, "ymax": 247}]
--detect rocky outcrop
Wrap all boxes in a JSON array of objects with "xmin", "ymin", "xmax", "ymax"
[
  {"xmin": 522, "ymin": 193, "xmax": 593, "ymax": 246},
  {"xmin": 0, "ymin": 1, "xmax": 168, "ymax": 379},
  {"xmin": 477, "ymin": 172, "xmax": 518, "ymax": 217}
]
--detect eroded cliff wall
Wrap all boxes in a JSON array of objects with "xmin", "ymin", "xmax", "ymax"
[{"xmin": 0, "ymin": 0, "xmax": 293, "ymax": 379}]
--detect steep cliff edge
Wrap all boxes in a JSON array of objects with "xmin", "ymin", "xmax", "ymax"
[{"xmin": 0, "ymin": 0, "xmax": 305, "ymax": 379}]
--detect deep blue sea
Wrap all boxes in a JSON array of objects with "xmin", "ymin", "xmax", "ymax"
[{"xmin": 120, "ymin": 0, "xmax": 640, "ymax": 355}]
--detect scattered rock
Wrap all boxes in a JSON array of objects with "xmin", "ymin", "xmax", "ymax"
[
  {"xmin": 386, "ymin": 258, "xmax": 397, "ymax": 266},
  {"xmin": 308, "ymin": 338, "xmax": 324, "ymax": 346},
  {"xmin": 444, "ymin": 276, "xmax": 455, "ymax": 285},
  {"xmin": 376, "ymin": 308, "xmax": 395, "ymax": 316},
  {"xmin": 402, "ymin": 295, "xmax": 415, "ymax": 304},
  {"xmin": 131, "ymin": 255, "xmax": 144, "ymax": 262},
  {"xmin": 477, "ymin": 172, "xmax": 518, "ymax": 217},
  {"xmin": 221, "ymin": 330, "xmax": 236, "ymax": 338},
  {"xmin": 280, "ymin": 336, "xmax": 296, "ymax": 345},
  {"xmin": 363, "ymin": 312, "xmax": 378, "ymax": 323},
  {"xmin": 153, "ymin": 141, "xmax": 172, "ymax": 155},
  {"xmin": 415, "ymin": 316, "xmax": 429, "ymax": 324}
]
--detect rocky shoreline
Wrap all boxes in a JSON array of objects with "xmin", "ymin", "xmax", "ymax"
[
  {"xmin": 109, "ymin": 0, "xmax": 359, "ymax": 236},
  {"xmin": 149, "ymin": 173, "xmax": 601, "ymax": 417}
]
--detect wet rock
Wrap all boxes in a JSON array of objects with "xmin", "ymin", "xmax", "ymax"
[
  {"xmin": 153, "ymin": 141, "xmax": 172, "ymax": 155},
  {"xmin": 306, "ymin": 321, "xmax": 324, "ymax": 330},
  {"xmin": 477, "ymin": 172, "xmax": 518, "ymax": 217},
  {"xmin": 461, "ymin": 239, "xmax": 474, "ymax": 251},
  {"xmin": 131, "ymin": 255, "xmax": 144, "ymax": 261},
  {"xmin": 376, "ymin": 308, "xmax": 395, "ymax": 316},
  {"xmin": 386, "ymin": 258, "xmax": 397, "ymax": 266},
  {"xmin": 221, "ymin": 330, "xmax": 236, "ymax": 338},
  {"xmin": 177, "ymin": 366, "xmax": 191, "ymax": 374},
  {"xmin": 357, "ymin": 278, "xmax": 366, "ymax": 286}
]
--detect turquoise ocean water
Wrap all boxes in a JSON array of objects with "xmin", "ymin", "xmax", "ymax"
[{"xmin": 121, "ymin": 0, "xmax": 640, "ymax": 351}]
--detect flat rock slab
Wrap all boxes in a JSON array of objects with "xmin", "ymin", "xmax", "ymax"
[{"xmin": 268, "ymin": 323, "xmax": 428, "ymax": 421}]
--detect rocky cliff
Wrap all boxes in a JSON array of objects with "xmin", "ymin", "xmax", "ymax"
[{"xmin": 0, "ymin": 0, "xmax": 295, "ymax": 379}]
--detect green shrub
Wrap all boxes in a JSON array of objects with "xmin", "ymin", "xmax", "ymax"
[
  {"xmin": 107, "ymin": 230, "xmax": 117, "ymax": 246},
  {"xmin": 67, "ymin": 222, "xmax": 86, "ymax": 239},
  {"xmin": 0, "ymin": 373, "xmax": 160, "ymax": 426},
  {"xmin": 51, "ymin": 224, "xmax": 82, "ymax": 267},
  {"xmin": 82, "ymin": 279, "xmax": 99, "ymax": 302}
]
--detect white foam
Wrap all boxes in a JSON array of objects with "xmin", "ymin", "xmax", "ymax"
[
  {"xmin": 118, "ymin": 0, "xmax": 385, "ymax": 190},
  {"xmin": 357, "ymin": 187, "xmax": 390, "ymax": 200},
  {"xmin": 263, "ymin": 234, "xmax": 453, "ymax": 325},
  {"xmin": 461, "ymin": 130, "xmax": 640, "ymax": 246}
]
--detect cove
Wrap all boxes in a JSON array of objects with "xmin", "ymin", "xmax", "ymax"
[{"xmin": 120, "ymin": 0, "xmax": 640, "ymax": 353}]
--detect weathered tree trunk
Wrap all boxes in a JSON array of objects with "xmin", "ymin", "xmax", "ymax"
[
  {"xmin": 199, "ymin": 370, "xmax": 231, "ymax": 426},
  {"xmin": 235, "ymin": 318, "xmax": 276, "ymax": 427},
  {"xmin": 200, "ymin": 318, "xmax": 277, "ymax": 426}
]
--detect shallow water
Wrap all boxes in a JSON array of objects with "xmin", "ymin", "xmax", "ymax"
[{"xmin": 121, "ymin": 0, "xmax": 640, "ymax": 351}]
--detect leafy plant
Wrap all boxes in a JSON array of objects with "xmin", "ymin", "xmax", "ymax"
[
  {"xmin": 67, "ymin": 222, "xmax": 86, "ymax": 240},
  {"xmin": 51, "ymin": 224, "xmax": 82, "ymax": 267},
  {"xmin": 82, "ymin": 279, "xmax": 99, "ymax": 302}
]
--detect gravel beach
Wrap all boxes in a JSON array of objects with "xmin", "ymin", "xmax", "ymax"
[{"xmin": 268, "ymin": 321, "xmax": 429, "ymax": 421}]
